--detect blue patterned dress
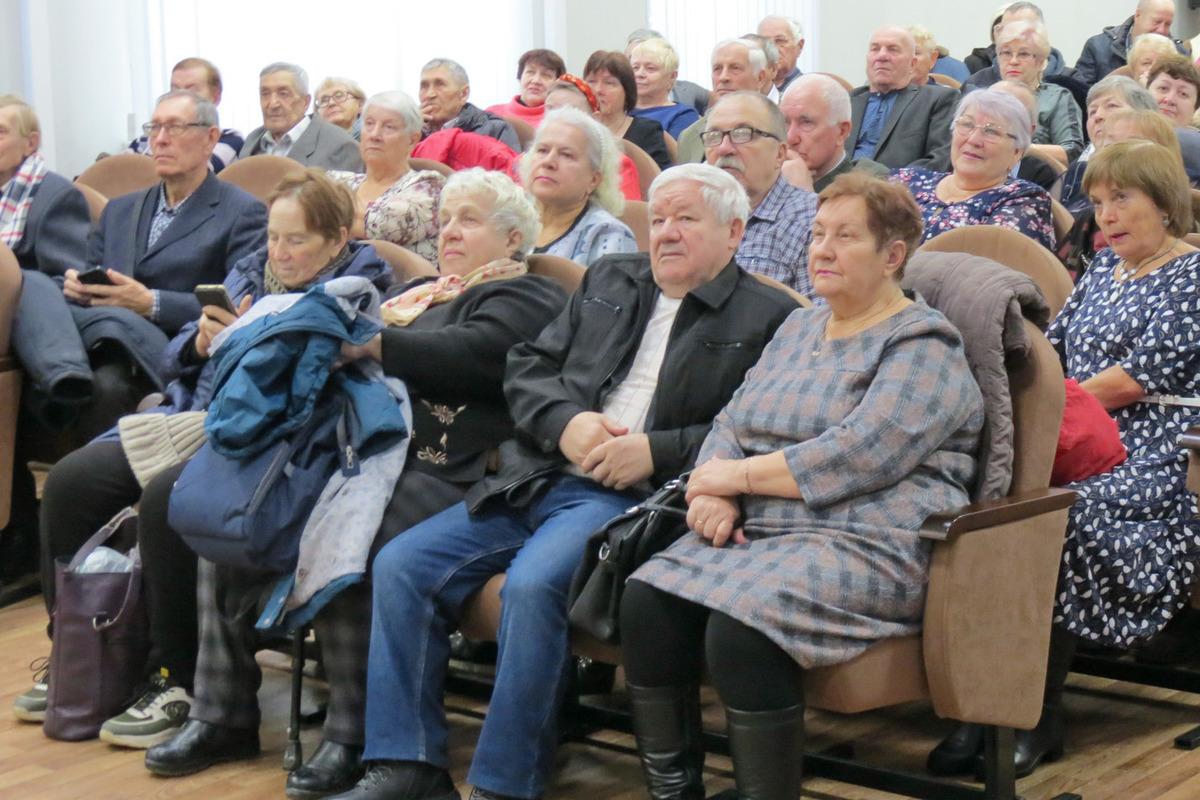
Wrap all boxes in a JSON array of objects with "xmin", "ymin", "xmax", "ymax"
[
  {"xmin": 631, "ymin": 301, "xmax": 985, "ymax": 668},
  {"xmin": 893, "ymin": 167, "xmax": 1056, "ymax": 251},
  {"xmin": 1048, "ymin": 249, "xmax": 1200, "ymax": 646}
]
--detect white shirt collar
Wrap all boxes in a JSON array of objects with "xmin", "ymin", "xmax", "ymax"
[{"xmin": 263, "ymin": 114, "xmax": 311, "ymax": 153}]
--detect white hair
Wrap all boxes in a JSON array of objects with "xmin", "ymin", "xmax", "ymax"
[
  {"xmin": 521, "ymin": 107, "xmax": 625, "ymax": 216},
  {"xmin": 363, "ymin": 90, "xmax": 423, "ymax": 135},
  {"xmin": 954, "ymin": 89, "xmax": 1033, "ymax": 151},
  {"xmin": 760, "ymin": 14, "xmax": 804, "ymax": 41},
  {"xmin": 155, "ymin": 89, "xmax": 219, "ymax": 128},
  {"xmin": 422, "ymin": 58, "xmax": 470, "ymax": 87},
  {"xmin": 713, "ymin": 38, "xmax": 768, "ymax": 74},
  {"xmin": 649, "ymin": 164, "xmax": 750, "ymax": 225},
  {"xmin": 995, "ymin": 20, "xmax": 1051, "ymax": 59},
  {"xmin": 782, "ymin": 73, "xmax": 852, "ymax": 126},
  {"xmin": 442, "ymin": 168, "xmax": 541, "ymax": 257},
  {"xmin": 260, "ymin": 62, "xmax": 308, "ymax": 95}
]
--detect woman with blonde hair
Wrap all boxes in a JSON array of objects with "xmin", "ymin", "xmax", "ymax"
[
  {"xmin": 628, "ymin": 37, "xmax": 700, "ymax": 139},
  {"xmin": 993, "ymin": 20, "xmax": 1083, "ymax": 165}
]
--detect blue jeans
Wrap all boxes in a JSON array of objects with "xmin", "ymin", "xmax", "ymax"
[{"xmin": 363, "ymin": 474, "xmax": 639, "ymax": 799}]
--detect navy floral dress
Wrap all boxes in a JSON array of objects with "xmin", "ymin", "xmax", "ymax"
[
  {"xmin": 893, "ymin": 167, "xmax": 1056, "ymax": 251},
  {"xmin": 1047, "ymin": 248, "xmax": 1200, "ymax": 646}
]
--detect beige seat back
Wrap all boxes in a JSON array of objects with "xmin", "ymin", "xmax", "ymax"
[
  {"xmin": 76, "ymin": 153, "xmax": 159, "ymax": 198},
  {"xmin": 749, "ymin": 273, "xmax": 812, "ymax": 308},
  {"xmin": 0, "ymin": 244, "xmax": 22, "ymax": 528},
  {"xmin": 527, "ymin": 254, "xmax": 584, "ymax": 294},
  {"xmin": 368, "ymin": 240, "xmax": 438, "ymax": 284},
  {"xmin": 619, "ymin": 200, "xmax": 649, "ymax": 251},
  {"xmin": 73, "ymin": 182, "xmax": 108, "ymax": 225},
  {"xmin": 620, "ymin": 140, "xmax": 661, "ymax": 200},
  {"xmin": 218, "ymin": 155, "xmax": 305, "ymax": 203},
  {"xmin": 930, "ymin": 73, "xmax": 962, "ymax": 90},
  {"xmin": 410, "ymin": 158, "xmax": 454, "ymax": 177}
]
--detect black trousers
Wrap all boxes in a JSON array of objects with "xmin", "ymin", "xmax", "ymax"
[
  {"xmin": 40, "ymin": 440, "xmax": 198, "ymax": 691},
  {"xmin": 620, "ymin": 579, "xmax": 805, "ymax": 711}
]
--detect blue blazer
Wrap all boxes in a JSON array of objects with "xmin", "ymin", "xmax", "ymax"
[
  {"xmin": 13, "ymin": 171, "xmax": 90, "ymax": 276},
  {"xmin": 88, "ymin": 173, "xmax": 267, "ymax": 335}
]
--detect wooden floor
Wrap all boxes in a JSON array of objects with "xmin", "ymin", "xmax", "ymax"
[{"xmin": 5, "ymin": 597, "xmax": 1200, "ymax": 799}]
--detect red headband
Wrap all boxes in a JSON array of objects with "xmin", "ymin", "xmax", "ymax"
[{"xmin": 557, "ymin": 74, "xmax": 599, "ymax": 113}]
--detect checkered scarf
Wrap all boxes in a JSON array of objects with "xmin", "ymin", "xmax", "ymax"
[
  {"xmin": 0, "ymin": 152, "xmax": 48, "ymax": 248},
  {"xmin": 381, "ymin": 257, "xmax": 527, "ymax": 326}
]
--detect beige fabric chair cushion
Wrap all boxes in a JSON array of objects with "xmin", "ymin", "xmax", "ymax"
[{"xmin": 806, "ymin": 636, "xmax": 928, "ymax": 713}]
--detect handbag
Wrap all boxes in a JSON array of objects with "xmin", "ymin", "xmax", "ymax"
[
  {"xmin": 567, "ymin": 475, "xmax": 690, "ymax": 645},
  {"xmin": 43, "ymin": 508, "xmax": 150, "ymax": 741},
  {"xmin": 1053, "ymin": 378, "xmax": 1127, "ymax": 485}
]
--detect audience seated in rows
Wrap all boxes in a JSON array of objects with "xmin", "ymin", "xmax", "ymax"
[
  {"xmin": 625, "ymin": 29, "xmax": 709, "ymax": 116},
  {"xmin": 780, "ymin": 74, "xmax": 889, "ymax": 193},
  {"xmin": 418, "ymin": 59, "xmax": 521, "ymax": 153},
  {"xmin": 757, "ymin": 15, "xmax": 805, "ymax": 95},
  {"xmin": 1127, "ymin": 31, "xmax": 1181, "ymax": 85},
  {"xmin": 626, "ymin": 37, "xmax": 701, "ymax": 141},
  {"xmin": 126, "ymin": 58, "xmax": 244, "ymax": 174},
  {"xmin": 1074, "ymin": 0, "xmax": 1184, "ymax": 88},
  {"xmin": 990, "ymin": 80, "xmax": 1062, "ymax": 191},
  {"xmin": 701, "ymin": 91, "xmax": 817, "ymax": 296},
  {"xmin": 892, "ymin": 88, "xmax": 1056, "ymax": 250},
  {"xmin": 315, "ymin": 76, "xmax": 367, "ymax": 142},
  {"xmin": 539, "ymin": 78, "xmax": 643, "ymax": 203},
  {"xmin": 328, "ymin": 163, "xmax": 798, "ymax": 800},
  {"xmin": 328, "ymin": 91, "xmax": 445, "ymax": 264},
  {"xmin": 962, "ymin": 3, "xmax": 1067, "ymax": 88},
  {"xmin": 242, "ymin": 62, "xmax": 362, "ymax": 171},
  {"xmin": 676, "ymin": 38, "xmax": 771, "ymax": 164},
  {"xmin": 584, "ymin": 50, "xmax": 672, "ymax": 171},
  {"xmin": 141, "ymin": 169, "xmax": 568, "ymax": 796},
  {"xmin": 485, "ymin": 49, "xmax": 566, "ymax": 129}
]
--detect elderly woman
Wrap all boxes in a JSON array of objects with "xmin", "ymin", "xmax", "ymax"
[
  {"xmin": 621, "ymin": 172, "xmax": 984, "ymax": 799},
  {"xmin": 15, "ymin": 170, "xmax": 391, "ymax": 744},
  {"xmin": 993, "ymin": 21, "xmax": 1083, "ymax": 166},
  {"xmin": 328, "ymin": 91, "xmax": 444, "ymax": 264},
  {"xmin": 1128, "ymin": 33, "xmax": 1180, "ymax": 85},
  {"xmin": 893, "ymin": 89, "xmax": 1056, "ymax": 250},
  {"xmin": 141, "ymin": 168, "xmax": 568, "ymax": 796},
  {"xmin": 542, "ymin": 78, "xmax": 645, "ymax": 203},
  {"xmin": 628, "ymin": 37, "xmax": 701, "ymax": 140},
  {"xmin": 520, "ymin": 107, "xmax": 637, "ymax": 265},
  {"xmin": 584, "ymin": 50, "xmax": 672, "ymax": 170},
  {"xmin": 1148, "ymin": 54, "xmax": 1200, "ymax": 128},
  {"xmin": 485, "ymin": 48, "xmax": 566, "ymax": 128},
  {"xmin": 316, "ymin": 77, "xmax": 367, "ymax": 141}
]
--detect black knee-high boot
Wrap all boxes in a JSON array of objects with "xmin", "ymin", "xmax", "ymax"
[
  {"xmin": 723, "ymin": 703, "xmax": 805, "ymax": 800},
  {"xmin": 1009, "ymin": 624, "xmax": 1076, "ymax": 778},
  {"xmin": 627, "ymin": 682, "xmax": 706, "ymax": 800}
]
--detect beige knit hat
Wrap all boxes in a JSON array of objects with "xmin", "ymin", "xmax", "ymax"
[{"xmin": 118, "ymin": 411, "xmax": 208, "ymax": 489}]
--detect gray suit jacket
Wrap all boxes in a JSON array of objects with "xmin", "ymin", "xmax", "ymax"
[
  {"xmin": 847, "ymin": 83, "xmax": 957, "ymax": 172},
  {"xmin": 241, "ymin": 114, "xmax": 363, "ymax": 171},
  {"xmin": 13, "ymin": 171, "xmax": 90, "ymax": 276}
]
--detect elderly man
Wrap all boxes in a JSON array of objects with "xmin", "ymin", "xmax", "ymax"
[
  {"xmin": 329, "ymin": 164, "xmax": 798, "ymax": 800},
  {"xmin": 418, "ymin": 58, "xmax": 520, "ymax": 151},
  {"xmin": 126, "ymin": 58, "xmax": 243, "ymax": 173},
  {"xmin": 1076, "ymin": 0, "xmax": 1185, "ymax": 87},
  {"xmin": 743, "ymin": 33, "xmax": 782, "ymax": 100},
  {"xmin": 677, "ymin": 38, "xmax": 770, "ymax": 163},
  {"xmin": 241, "ymin": 62, "xmax": 362, "ymax": 171},
  {"xmin": 758, "ymin": 15, "xmax": 805, "ymax": 94},
  {"xmin": 702, "ymin": 91, "xmax": 817, "ymax": 297},
  {"xmin": 847, "ymin": 26, "xmax": 957, "ymax": 171},
  {"xmin": 780, "ymin": 74, "xmax": 888, "ymax": 194},
  {"xmin": 965, "ymin": 3, "xmax": 1069, "ymax": 84}
]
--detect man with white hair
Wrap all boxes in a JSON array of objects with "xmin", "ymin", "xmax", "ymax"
[
  {"xmin": 780, "ymin": 74, "xmax": 889, "ymax": 193},
  {"xmin": 330, "ymin": 163, "xmax": 797, "ymax": 800},
  {"xmin": 418, "ymin": 58, "xmax": 520, "ymax": 151},
  {"xmin": 240, "ymin": 62, "xmax": 362, "ymax": 170},
  {"xmin": 758, "ymin": 15, "xmax": 805, "ymax": 94},
  {"xmin": 847, "ymin": 26, "xmax": 957, "ymax": 170},
  {"xmin": 1076, "ymin": 0, "xmax": 1186, "ymax": 87},
  {"xmin": 676, "ymin": 38, "xmax": 770, "ymax": 164}
]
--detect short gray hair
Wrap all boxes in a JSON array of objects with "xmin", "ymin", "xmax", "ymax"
[
  {"xmin": 627, "ymin": 28, "xmax": 665, "ymax": 47},
  {"xmin": 363, "ymin": 91, "xmax": 423, "ymax": 135},
  {"xmin": 713, "ymin": 38, "xmax": 768, "ymax": 74},
  {"xmin": 1003, "ymin": 1, "xmax": 1045, "ymax": 20},
  {"xmin": 155, "ymin": 89, "xmax": 219, "ymax": 128},
  {"xmin": 782, "ymin": 73, "xmax": 852, "ymax": 126},
  {"xmin": 1087, "ymin": 74, "xmax": 1159, "ymax": 111},
  {"xmin": 442, "ymin": 168, "xmax": 541, "ymax": 257},
  {"xmin": 422, "ymin": 58, "xmax": 469, "ymax": 87},
  {"xmin": 760, "ymin": 15, "xmax": 804, "ymax": 41},
  {"xmin": 705, "ymin": 90, "xmax": 786, "ymax": 139},
  {"xmin": 954, "ymin": 89, "xmax": 1033, "ymax": 151},
  {"xmin": 649, "ymin": 163, "xmax": 750, "ymax": 225},
  {"xmin": 521, "ymin": 107, "xmax": 624, "ymax": 216},
  {"xmin": 743, "ymin": 34, "xmax": 780, "ymax": 69},
  {"xmin": 995, "ymin": 20, "xmax": 1051, "ymax": 58},
  {"xmin": 260, "ymin": 62, "xmax": 309, "ymax": 95}
]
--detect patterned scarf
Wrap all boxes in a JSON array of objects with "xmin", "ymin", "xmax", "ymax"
[
  {"xmin": 0, "ymin": 151, "xmax": 48, "ymax": 248},
  {"xmin": 263, "ymin": 245, "xmax": 354, "ymax": 295},
  {"xmin": 382, "ymin": 257, "xmax": 527, "ymax": 326}
]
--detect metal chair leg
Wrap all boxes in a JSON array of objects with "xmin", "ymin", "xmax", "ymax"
[
  {"xmin": 283, "ymin": 627, "xmax": 306, "ymax": 772},
  {"xmin": 982, "ymin": 726, "xmax": 1016, "ymax": 800}
]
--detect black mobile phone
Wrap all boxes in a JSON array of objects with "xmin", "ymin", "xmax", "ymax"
[
  {"xmin": 77, "ymin": 267, "xmax": 114, "ymax": 286},
  {"xmin": 194, "ymin": 284, "xmax": 237, "ymax": 315}
]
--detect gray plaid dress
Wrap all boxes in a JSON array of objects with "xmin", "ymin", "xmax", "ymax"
[{"xmin": 632, "ymin": 301, "xmax": 985, "ymax": 668}]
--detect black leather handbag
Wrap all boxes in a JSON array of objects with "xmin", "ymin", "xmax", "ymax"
[{"xmin": 567, "ymin": 475, "xmax": 690, "ymax": 644}]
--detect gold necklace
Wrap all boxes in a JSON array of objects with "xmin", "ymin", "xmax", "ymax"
[
  {"xmin": 1113, "ymin": 238, "xmax": 1178, "ymax": 297},
  {"xmin": 812, "ymin": 293, "xmax": 907, "ymax": 357}
]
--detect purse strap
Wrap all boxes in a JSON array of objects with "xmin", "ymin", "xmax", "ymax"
[
  {"xmin": 92, "ymin": 562, "xmax": 141, "ymax": 632},
  {"xmin": 65, "ymin": 506, "xmax": 138, "ymax": 572}
]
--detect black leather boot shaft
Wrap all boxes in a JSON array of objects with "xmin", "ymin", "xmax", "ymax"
[
  {"xmin": 627, "ymin": 682, "xmax": 706, "ymax": 800},
  {"xmin": 725, "ymin": 703, "xmax": 805, "ymax": 800}
]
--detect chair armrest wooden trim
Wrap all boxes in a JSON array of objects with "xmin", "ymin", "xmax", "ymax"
[{"xmin": 919, "ymin": 488, "xmax": 1077, "ymax": 541}]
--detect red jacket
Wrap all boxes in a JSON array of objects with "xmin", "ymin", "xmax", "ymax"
[
  {"xmin": 412, "ymin": 129, "xmax": 517, "ymax": 173},
  {"xmin": 486, "ymin": 96, "xmax": 546, "ymax": 127}
]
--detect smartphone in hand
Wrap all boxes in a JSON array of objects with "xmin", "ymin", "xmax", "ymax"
[
  {"xmin": 77, "ymin": 267, "xmax": 115, "ymax": 286},
  {"xmin": 194, "ymin": 284, "xmax": 237, "ymax": 315}
]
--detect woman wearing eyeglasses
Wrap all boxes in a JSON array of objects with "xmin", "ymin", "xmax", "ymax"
[
  {"xmin": 993, "ymin": 20, "xmax": 1083, "ymax": 167},
  {"xmin": 892, "ymin": 88, "xmax": 1057, "ymax": 250},
  {"xmin": 315, "ymin": 77, "xmax": 367, "ymax": 141}
]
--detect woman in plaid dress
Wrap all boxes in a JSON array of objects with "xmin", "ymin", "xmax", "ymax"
[{"xmin": 620, "ymin": 174, "xmax": 985, "ymax": 800}]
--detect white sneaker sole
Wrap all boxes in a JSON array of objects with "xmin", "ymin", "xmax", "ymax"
[
  {"xmin": 99, "ymin": 725, "xmax": 182, "ymax": 749},
  {"xmin": 12, "ymin": 706, "xmax": 45, "ymax": 722}
]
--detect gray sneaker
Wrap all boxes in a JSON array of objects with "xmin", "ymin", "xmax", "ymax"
[
  {"xmin": 99, "ymin": 672, "xmax": 193, "ymax": 748},
  {"xmin": 12, "ymin": 657, "xmax": 48, "ymax": 722}
]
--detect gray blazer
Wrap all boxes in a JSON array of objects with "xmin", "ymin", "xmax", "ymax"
[
  {"xmin": 847, "ymin": 83, "xmax": 958, "ymax": 172},
  {"xmin": 241, "ymin": 114, "xmax": 363, "ymax": 171},
  {"xmin": 13, "ymin": 171, "xmax": 90, "ymax": 277}
]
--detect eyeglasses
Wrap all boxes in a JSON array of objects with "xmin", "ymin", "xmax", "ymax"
[
  {"xmin": 142, "ymin": 122, "xmax": 208, "ymax": 137},
  {"xmin": 315, "ymin": 91, "xmax": 354, "ymax": 108},
  {"xmin": 952, "ymin": 118, "xmax": 1018, "ymax": 144},
  {"xmin": 699, "ymin": 125, "xmax": 780, "ymax": 147},
  {"xmin": 997, "ymin": 49, "xmax": 1038, "ymax": 63}
]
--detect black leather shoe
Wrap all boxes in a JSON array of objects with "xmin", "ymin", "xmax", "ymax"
[
  {"xmin": 973, "ymin": 707, "xmax": 1064, "ymax": 781},
  {"xmin": 286, "ymin": 740, "xmax": 365, "ymax": 798},
  {"xmin": 927, "ymin": 723, "xmax": 983, "ymax": 776},
  {"xmin": 144, "ymin": 719, "xmax": 260, "ymax": 777},
  {"xmin": 325, "ymin": 761, "xmax": 458, "ymax": 800}
]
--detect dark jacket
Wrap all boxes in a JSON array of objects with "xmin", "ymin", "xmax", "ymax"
[
  {"xmin": 963, "ymin": 47, "xmax": 1068, "ymax": 81},
  {"xmin": 847, "ymin": 82, "xmax": 959, "ymax": 171},
  {"xmin": 625, "ymin": 116, "xmax": 672, "ymax": 170},
  {"xmin": 431, "ymin": 102, "xmax": 521, "ymax": 152},
  {"xmin": 88, "ymin": 173, "xmax": 267, "ymax": 335},
  {"xmin": 464, "ymin": 253, "xmax": 799, "ymax": 512},
  {"xmin": 379, "ymin": 273, "xmax": 568, "ymax": 484},
  {"xmin": 1074, "ymin": 16, "xmax": 1187, "ymax": 87},
  {"xmin": 13, "ymin": 171, "xmax": 89, "ymax": 276}
]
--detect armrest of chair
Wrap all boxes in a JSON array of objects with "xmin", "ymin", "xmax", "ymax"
[
  {"xmin": 0, "ymin": 363, "xmax": 22, "ymax": 529},
  {"xmin": 1183, "ymin": 426, "xmax": 1200, "ymax": 498},
  {"xmin": 921, "ymin": 488, "xmax": 1075, "ymax": 730}
]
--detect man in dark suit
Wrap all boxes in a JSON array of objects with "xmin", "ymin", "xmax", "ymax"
[
  {"xmin": 847, "ymin": 26, "xmax": 958, "ymax": 171},
  {"xmin": 240, "ymin": 62, "xmax": 362, "ymax": 171}
]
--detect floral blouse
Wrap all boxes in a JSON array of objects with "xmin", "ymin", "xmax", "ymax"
[
  {"xmin": 892, "ymin": 167, "xmax": 1056, "ymax": 251},
  {"xmin": 329, "ymin": 169, "xmax": 445, "ymax": 263}
]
